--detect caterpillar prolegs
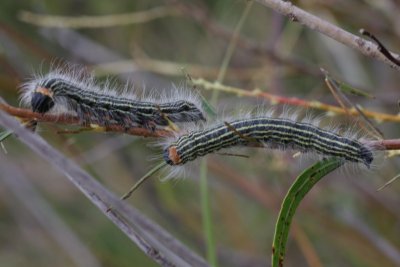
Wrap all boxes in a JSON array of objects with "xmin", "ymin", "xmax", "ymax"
[
  {"xmin": 163, "ymin": 117, "xmax": 374, "ymax": 168},
  {"xmin": 20, "ymin": 68, "xmax": 206, "ymax": 129}
]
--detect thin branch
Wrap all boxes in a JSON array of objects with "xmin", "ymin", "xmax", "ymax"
[
  {"xmin": 0, "ymin": 108, "xmax": 209, "ymax": 267},
  {"xmin": 255, "ymin": 0, "xmax": 400, "ymax": 70},
  {"xmin": 367, "ymin": 139, "xmax": 400, "ymax": 150},
  {"xmin": 192, "ymin": 78, "xmax": 400, "ymax": 123},
  {"xmin": 18, "ymin": 6, "xmax": 178, "ymax": 28},
  {"xmin": 360, "ymin": 29, "xmax": 400, "ymax": 67},
  {"xmin": 2, "ymin": 99, "xmax": 400, "ymax": 151},
  {"xmin": 0, "ymin": 103, "xmax": 171, "ymax": 138}
]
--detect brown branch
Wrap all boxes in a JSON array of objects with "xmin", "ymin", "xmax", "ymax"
[
  {"xmin": 367, "ymin": 139, "xmax": 400, "ymax": 150},
  {"xmin": 255, "ymin": 0, "xmax": 400, "ymax": 70},
  {"xmin": 3, "ymin": 100, "xmax": 400, "ymax": 153},
  {"xmin": 193, "ymin": 78, "xmax": 400, "ymax": 123},
  {"xmin": 0, "ymin": 103, "xmax": 171, "ymax": 138},
  {"xmin": 2, "ymin": 102, "xmax": 400, "ymax": 150}
]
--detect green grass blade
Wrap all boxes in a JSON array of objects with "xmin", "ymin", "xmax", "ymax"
[
  {"xmin": 0, "ymin": 130, "xmax": 13, "ymax": 142},
  {"xmin": 200, "ymin": 159, "xmax": 217, "ymax": 267},
  {"xmin": 272, "ymin": 158, "xmax": 343, "ymax": 267},
  {"xmin": 120, "ymin": 161, "xmax": 167, "ymax": 201},
  {"xmin": 200, "ymin": 2, "xmax": 254, "ymax": 266}
]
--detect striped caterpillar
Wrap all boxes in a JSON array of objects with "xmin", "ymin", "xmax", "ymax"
[
  {"xmin": 163, "ymin": 116, "xmax": 374, "ymax": 168},
  {"xmin": 20, "ymin": 67, "xmax": 206, "ymax": 129}
]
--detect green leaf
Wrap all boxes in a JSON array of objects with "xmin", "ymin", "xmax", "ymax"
[
  {"xmin": 322, "ymin": 69, "xmax": 374, "ymax": 99},
  {"xmin": 272, "ymin": 158, "xmax": 343, "ymax": 267},
  {"xmin": 337, "ymin": 81, "xmax": 374, "ymax": 99}
]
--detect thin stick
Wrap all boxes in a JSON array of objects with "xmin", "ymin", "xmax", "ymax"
[
  {"xmin": 322, "ymin": 70, "xmax": 383, "ymax": 139},
  {"xmin": 323, "ymin": 71, "xmax": 350, "ymax": 116},
  {"xmin": 193, "ymin": 78, "xmax": 400, "ymax": 122},
  {"xmin": 360, "ymin": 29, "xmax": 400, "ymax": 66},
  {"xmin": 19, "ymin": 7, "xmax": 177, "ymax": 28},
  {"xmin": 254, "ymin": 0, "xmax": 400, "ymax": 70},
  {"xmin": 215, "ymin": 152, "xmax": 250, "ymax": 159},
  {"xmin": 120, "ymin": 162, "xmax": 167, "ymax": 201},
  {"xmin": 377, "ymin": 173, "xmax": 400, "ymax": 191},
  {"xmin": 365, "ymin": 139, "xmax": 400, "ymax": 150},
  {"xmin": 0, "ymin": 103, "xmax": 171, "ymax": 138},
  {"xmin": 224, "ymin": 121, "xmax": 262, "ymax": 146}
]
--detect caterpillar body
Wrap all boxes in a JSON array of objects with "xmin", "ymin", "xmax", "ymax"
[
  {"xmin": 20, "ymin": 69, "xmax": 206, "ymax": 129},
  {"xmin": 163, "ymin": 117, "xmax": 374, "ymax": 167}
]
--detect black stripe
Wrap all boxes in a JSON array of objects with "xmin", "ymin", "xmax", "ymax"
[{"xmin": 166, "ymin": 118, "xmax": 373, "ymax": 166}]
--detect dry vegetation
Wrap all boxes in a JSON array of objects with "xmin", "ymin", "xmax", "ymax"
[{"xmin": 0, "ymin": 0, "xmax": 399, "ymax": 266}]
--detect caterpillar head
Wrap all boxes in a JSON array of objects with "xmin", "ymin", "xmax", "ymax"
[
  {"xmin": 29, "ymin": 77, "xmax": 62, "ymax": 113},
  {"xmin": 163, "ymin": 145, "xmax": 182, "ymax": 165},
  {"xmin": 31, "ymin": 87, "xmax": 55, "ymax": 113}
]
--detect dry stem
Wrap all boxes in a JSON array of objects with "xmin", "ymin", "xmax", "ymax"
[
  {"xmin": 255, "ymin": 0, "xmax": 400, "ymax": 70},
  {"xmin": 19, "ymin": 7, "xmax": 177, "ymax": 28},
  {"xmin": 0, "ymin": 103, "xmax": 171, "ymax": 138},
  {"xmin": 1, "ymin": 101, "xmax": 400, "ymax": 150},
  {"xmin": 192, "ymin": 78, "xmax": 400, "ymax": 123}
]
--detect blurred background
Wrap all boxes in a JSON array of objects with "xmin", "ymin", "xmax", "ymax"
[{"xmin": 0, "ymin": 0, "xmax": 399, "ymax": 266}]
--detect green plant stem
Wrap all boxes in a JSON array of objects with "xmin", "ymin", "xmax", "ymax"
[
  {"xmin": 211, "ymin": 0, "xmax": 254, "ymax": 103},
  {"xmin": 200, "ymin": 158, "xmax": 217, "ymax": 266},
  {"xmin": 120, "ymin": 162, "xmax": 167, "ymax": 201},
  {"xmin": 201, "ymin": 2, "xmax": 254, "ymax": 266}
]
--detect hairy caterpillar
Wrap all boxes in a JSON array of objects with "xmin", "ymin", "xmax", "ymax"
[
  {"xmin": 20, "ymin": 67, "xmax": 206, "ymax": 129},
  {"xmin": 163, "ymin": 116, "xmax": 374, "ymax": 168}
]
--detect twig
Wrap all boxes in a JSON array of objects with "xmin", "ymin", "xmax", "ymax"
[
  {"xmin": 120, "ymin": 162, "xmax": 167, "ymax": 201},
  {"xmin": 0, "ymin": 108, "xmax": 209, "ymax": 267},
  {"xmin": 377, "ymin": 173, "xmax": 400, "ymax": 191},
  {"xmin": 367, "ymin": 139, "xmax": 400, "ymax": 150},
  {"xmin": 0, "ymin": 102, "xmax": 171, "ymax": 138},
  {"xmin": 255, "ymin": 0, "xmax": 400, "ymax": 70},
  {"xmin": 2, "ymin": 99, "xmax": 400, "ymax": 151},
  {"xmin": 360, "ymin": 29, "xmax": 400, "ymax": 67},
  {"xmin": 322, "ymin": 69, "xmax": 383, "ymax": 139},
  {"xmin": 19, "ymin": 7, "xmax": 178, "ymax": 28},
  {"xmin": 192, "ymin": 78, "xmax": 400, "ymax": 123}
]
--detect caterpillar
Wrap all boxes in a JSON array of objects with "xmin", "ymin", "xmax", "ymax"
[
  {"xmin": 20, "ymin": 67, "xmax": 206, "ymax": 129},
  {"xmin": 163, "ymin": 116, "xmax": 374, "ymax": 168}
]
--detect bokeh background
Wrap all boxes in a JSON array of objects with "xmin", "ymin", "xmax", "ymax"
[{"xmin": 0, "ymin": 0, "xmax": 399, "ymax": 266}]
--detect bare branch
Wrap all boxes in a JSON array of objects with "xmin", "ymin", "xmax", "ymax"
[
  {"xmin": 19, "ymin": 7, "xmax": 178, "ymax": 28},
  {"xmin": 192, "ymin": 78, "xmax": 400, "ymax": 123},
  {"xmin": 0, "ymin": 102, "xmax": 171, "ymax": 138},
  {"xmin": 255, "ymin": 0, "xmax": 400, "ymax": 70}
]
